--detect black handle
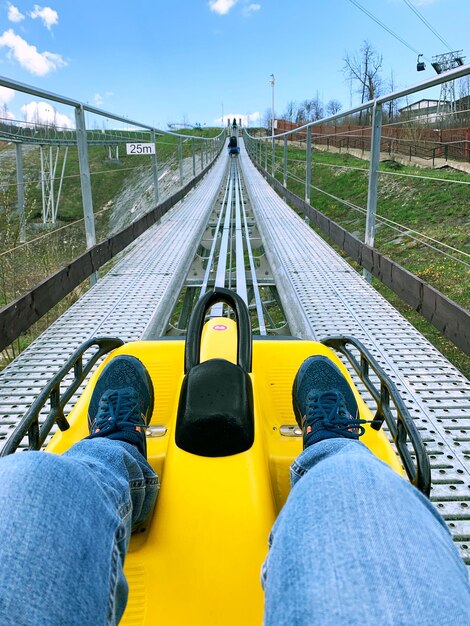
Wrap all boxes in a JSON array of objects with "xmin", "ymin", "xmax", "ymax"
[{"xmin": 184, "ymin": 288, "xmax": 252, "ymax": 374}]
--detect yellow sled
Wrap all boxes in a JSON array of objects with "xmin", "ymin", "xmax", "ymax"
[{"xmin": 2, "ymin": 288, "xmax": 430, "ymax": 626}]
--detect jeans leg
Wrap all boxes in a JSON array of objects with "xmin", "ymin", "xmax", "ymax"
[
  {"xmin": 263, "ymin": 439, "xmax": 470, "ymax": 626},
  {"xmin": 0, "ymin": 439, "xmax": 158, "ymax": 626}
]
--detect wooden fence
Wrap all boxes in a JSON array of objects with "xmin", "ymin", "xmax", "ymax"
[{"xmin": 252, "ymin": 158, "xmax": 470, "ymax": 356}]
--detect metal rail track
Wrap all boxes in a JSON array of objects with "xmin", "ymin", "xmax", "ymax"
[
  {"xmin": 239, "ymin": 139, "xmax": 470, "ymax": 565},
  {"xmin": 1, "ymin": 139, "xmax": 469, "ymax": 567},
  {"xmin": 0, "ymin": 153, "xmax": 227, "ymax": 448}
]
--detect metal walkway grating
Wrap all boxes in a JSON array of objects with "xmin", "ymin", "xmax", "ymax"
[
  {"xmin": 0, "ymin": 154, "xmax": 227, "ymax": 449},
  {"xmin": 239, "ymin": 141, "xmax": 470, "ymax": 564}
]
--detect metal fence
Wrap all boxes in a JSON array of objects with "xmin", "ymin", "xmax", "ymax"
[
  {"xmin": 0, "ymin": 76, "xmax": 224, "ymax": 361},
  {"xmin": 244, "ymin": 64, "xmax": 470, "ymax": 356}
]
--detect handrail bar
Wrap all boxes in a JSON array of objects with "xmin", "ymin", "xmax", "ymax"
[
  {"xmin": 0, "ymin": 74, "xmax": 225, "ymax": 141},
  {"xmin": 247, "ymin": 64, "xmax": 470, "ymax": 140}
]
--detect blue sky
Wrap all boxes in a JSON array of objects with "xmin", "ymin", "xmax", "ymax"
[{"xmin": 0, "ymin": 0, "xmax": 469, "ymax": 130}]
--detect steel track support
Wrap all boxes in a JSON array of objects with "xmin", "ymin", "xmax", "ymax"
[
  {"xmin": 15, "ymin": 143, "xmax": 26, "ymax": 242},
  {"xmin": 178, "ymin": 137, "xmax": 183, "ymax": 187},
  {"xmin": 75, "ymin": 104, "xmax": 97, "ymax": 284},
  {"xmin": 283, "ymin": 136, "xmax": 288, "ymax": 189},
  {"xmin": 364, "ymin": 102, "xmax": 383, "ymax": 283},
  {"xmin": 305, "ymin": 126, "xmax": 312, "ymax": 204},
  {"xmin": 150, "ymin": 129, "xmax": 159, "ymax": 204},
  {"xmin": 192, "ymin": 139, "xmax": 196, "ymax": 178}
]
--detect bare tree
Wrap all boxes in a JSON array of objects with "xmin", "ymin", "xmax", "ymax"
[
  {"xmin": 458, "ymin": 76, "xmax": 470, "ymax": 99},
  {"xmin": 457, "ymin": 76, "xmax": 470, "ymax": 125},
  {"xmin": 301, "ymin": 99, "xmax": 314, "ymax": 122},
  {"xmin": 0, "ymin": 103, "xmax": 11, "ymax": 123},
  {"xmin": 296, "ymin": 97, "xmax": 324, "ymax": 123},
  {"xmin": 343, "ymin": 41, "xmax": 383, "ymax": 123},
  {"xmin": 326, "ymin": 99, "xmax": 342, "ymax": 117},
  {"xmin": 384, "ymin": 70, "xmax": 400, "ymax": 123},
  {"xmin": 283, "ymin": 101, "xmax": 297, "ymax": 123},
  {"xmin": 295, "ymin": 104, "xmax": 306, "ymax": 125},
  {"xmin": 311, "ymin": 96, "xmax": 324, "ymax": 121},
  {"xmin": 263, "ymin": 107, "xmax": 272, "ymax": 131}
]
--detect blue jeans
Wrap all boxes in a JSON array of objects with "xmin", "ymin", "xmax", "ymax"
[
  {"xmin": 0, "ymin": 439, "xmax": 468, "ymax": 625},
  {"xmin": 0, "ymin": 439, "xmax": 158, "ymax": 626},
  {"xmin": 263, "ymin": 439, "xmax": 470, "ymax": 626}
]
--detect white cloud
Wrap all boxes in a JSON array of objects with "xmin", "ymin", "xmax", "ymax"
[
  {"xmin": 217, "ymin": 111, "xmax": 260, "ymax": 127},
  {"xmin": 21, "ymin": 101, "xmax": 73, "ymax": 128},
  {"xmin": 7, "ymin": 3, "xmax": 25, "ymax": 23},
  {"xmin": 242, "ymin": 3, "xmax": 261, "ymax": 16},
  {"xmin": 94, "ymin": 93, "xmax": 104, "ymax": 106},
  {"xmin": 209, "ymin": 0, "xmax": 238, "ymax": 15},
  {"xmin": 0, "ymin": 29, "xmax": 66, "ymax": 75},
  {"xmin": 0, "ymin": 86, "xmax": 15, "ymax": 105},
  {"xmin": 29, "ymin": 5, "xmax": 58, "ymax": 30}
]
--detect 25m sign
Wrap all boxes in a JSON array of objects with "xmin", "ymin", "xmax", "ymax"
[{"xmin": 126, "ymin": 143, "xmax": 156, "ymax": 155}]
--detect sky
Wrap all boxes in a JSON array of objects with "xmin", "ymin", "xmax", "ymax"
[{"xmin": 0, "ymin": 0, "xmax": 469, "ymax": 130}]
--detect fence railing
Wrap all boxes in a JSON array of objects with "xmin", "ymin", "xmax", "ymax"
[
  {"xmin": 244, "ymin": 63, "xmax": 470, "ymax": 356},
  {"xmin": 276, "ymin": 120, "xmax": 470, "ymax": 164},
  {"xmin": 0, "ymin": 75, "xmax": 225, "ymax": 359}
]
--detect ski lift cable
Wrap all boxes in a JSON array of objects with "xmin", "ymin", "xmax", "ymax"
[
  {"xmin": 346, "ymin": 0, "xmax": 431, "ymax": 63},
  {"xmin": 401, "ymin": 0, "xmax": 454, "ymax": 53}
]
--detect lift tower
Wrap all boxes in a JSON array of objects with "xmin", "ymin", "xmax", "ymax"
[{"xmin": 431, "ymin": 51, "xmax": 465, "ymax": 117}]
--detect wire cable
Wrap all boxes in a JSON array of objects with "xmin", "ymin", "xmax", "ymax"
[
  {"xmin": 346, "ymin": 0, "xmax": 430, "ymax": 62},
  {"xmin": 401, "ymin": 0, "xmax": 453, "ymax": 52},
  {"xmin": 286, "ymin": 170, "xmax": 470, "ymax": 266}
]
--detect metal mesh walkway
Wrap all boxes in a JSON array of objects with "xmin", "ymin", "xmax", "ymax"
[
  {"xmin": 239, "ymin": 141, "xmax": 470, "ymax": 564},
  {"xmin": 0, "ymin": 154, "xmax": 227, "ymax": 448}
]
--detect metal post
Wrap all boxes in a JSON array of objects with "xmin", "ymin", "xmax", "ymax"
[
  {"xmin": 150, "ymin": 129, "xmax": 159, "ymax": 205},
  {"xmin": 15, "ymin": 143, "xmax": 26, "ymax": 242},
  {"xmin": 270, "ymin": 73, "xmax": 275, "ymax": 176},
  {"xmin": 192, "ymin": 139, "xmax": 196, "ymax": 177},
  {"xmin": 283, "ymin": 135, "xmax": 288, "ymax": 188},
  {"xmin": 178, "ymin": 136, "xmax": 183, "ymax": 186},
  {"xmin": 364, "ymin": 101, "xmax": 383, "ymax": 283},
  {"xmin": 305, "ymin": 126, "xmax": 312, "ymax": 204},
  {"xmin": 75, "ymin": 105, "xmax": 97, "ymax": 284},
  {"xmin": 272, "ymin": 137, "xmax": 275, "ymax": 177},
  {"xmin": 264, "ymin": 139, "xmax": 268, "ymax": 171},
  {"xmin": 49, "ymin": 146, "xmax": 56, "ymax": 223},
  {"xmin": 55, "ymin": 146, "xmax": 68, "ymax": 217},
  {"xmin": 40, "ymin": 146, "xmax": 46, "ymax": 223}
]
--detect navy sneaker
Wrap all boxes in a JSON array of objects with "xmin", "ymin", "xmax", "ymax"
[
  {"xmin": 87, "ymin": 355, "xmax": 154, "ymax": 458},
  {"xmin": 292, "ymin": 355, "xmax": 371, "ymax": 448}
]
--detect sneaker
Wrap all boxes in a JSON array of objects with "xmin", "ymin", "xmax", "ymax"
[
  {"xmin": 87, "ymin": 355, "xmax": 154, "ymax": 458},
  {"xmin": 292, "ymin": 355, "xmax": 370, "ymax": 448}
]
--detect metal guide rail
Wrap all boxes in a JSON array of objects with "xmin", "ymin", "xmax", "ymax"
[
  {"xmin": 239, "ymin": 140, "xmax": 470, "ymax": 565},
  {"xmin": 203, "ymin": 158, "xmax": 266, "ymax": 331},
  {"xmin": 0, "ymin": 154, "xmax": 227, "ymax": 450}
]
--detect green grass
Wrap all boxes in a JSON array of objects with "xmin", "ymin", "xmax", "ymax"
[
  {"xmin": 0, "ymin": 129, "xmax": 223, "ymax": 369},
  {"xmin": 266, "ymin": 142, "xmax": 470, "ymax": 378}
]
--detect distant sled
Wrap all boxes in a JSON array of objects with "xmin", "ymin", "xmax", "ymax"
[{"xmin": 228, "ymin": 135, "xmax": 240, "ymax": 156}]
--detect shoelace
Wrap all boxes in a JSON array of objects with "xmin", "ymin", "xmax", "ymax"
[
  {"xmin": 92, "ymin": 389, "xmax": 142, "ymax": 433},
  {"xmin": 306, "ymin": 390, "xmax": 371, "ymax": 436}
]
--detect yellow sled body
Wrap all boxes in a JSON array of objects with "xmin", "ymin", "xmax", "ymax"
[{"xmin": 46, "ymin": 316, "xmax": 404, "ymax": 626}]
